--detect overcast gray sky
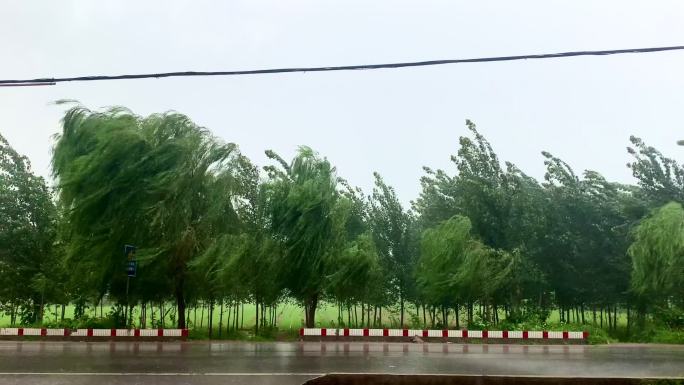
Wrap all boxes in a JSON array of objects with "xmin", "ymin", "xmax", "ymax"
[{"xmin": 2, "ymin": 0, "xmax": 684, "ymax": 205}]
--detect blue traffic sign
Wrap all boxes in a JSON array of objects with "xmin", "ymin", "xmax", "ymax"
[{"xmin": 126, "ymin": 260, "xmax": 137, "ymax": 277}]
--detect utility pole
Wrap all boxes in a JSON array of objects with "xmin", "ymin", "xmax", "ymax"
[{"xmin": 124, "ymin": 245, "xmax": 137, "ymax": 327}]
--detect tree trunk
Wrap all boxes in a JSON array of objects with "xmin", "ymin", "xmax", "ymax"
[
  {"xmin": 430, "ymin": 307, "xmax": 436, "ymax": 328},
  {"xmin": 422, "ymin": 304, "xmax": 426, "ymax": 327},
  {"xmin": 304, "ymin": 295, "xmax": 318, "ymax": 328},
  {"xmin": 400, "ymin": 294, "xmax": 405, "ymax": 328},
  {"xmin": 353, "ymin": 305, "xmax": 358, "ymax": 327},
  {"xmin": 61, "ymin": 304, "xmax": 66, "ymax": 322},
  {"xmin": 219, "ymin": 301, "xmax": 224, "ymax": 338},
  {"xmin": 454, "ymin": 305, "xmax": 460, "ymax": 328},
  {"xmin": 361, "ymin": 303, "xmax": 365, "ymax": 326},
  {"xmin": 162, "ymin": 303, "xmax": 167, "ymax": 327},
  {"xmin": 175, "ymin": 277, "xmax": 186, "ymax": 329},
  {"xmin": 378, "ymin": 306, "xmax": 382, "ymax": 327},
  {"xmin": 255, "ymin": 301, "xmax": 260, "ymax": 334},
  {"xmin": 226, "ymin": 301, "xmax": 233, "ymax": 335},
  {"xmin": 208, "ymin": 299, "xmax": 214, "ymax": 339}
]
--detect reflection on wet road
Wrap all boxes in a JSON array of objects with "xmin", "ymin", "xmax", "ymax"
[{"xmin": 0, "ymin": 341, "xmax": 682, "ymax": 384}]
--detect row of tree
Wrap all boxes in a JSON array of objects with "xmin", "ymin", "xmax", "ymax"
[{"xmin": 1, "ymin": 105, "xmax": 683, "ymax": 332}]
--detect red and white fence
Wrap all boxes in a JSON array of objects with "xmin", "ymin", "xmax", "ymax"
[
  {"xmin": 0, "ymin": 328, "xmax": 188, "ymax": 339},
  {"xmin": 300, "ymin": 328, "xmax": 588, "ymax": 342}
]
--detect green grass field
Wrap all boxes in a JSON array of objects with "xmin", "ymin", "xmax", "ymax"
[
  {"xmin": 4, "ymin": 302, "xmax": 680, "ymax": 344},
  {"xmin": 0, "ymin": 301, "xmax": 627, "ymax": 330}
]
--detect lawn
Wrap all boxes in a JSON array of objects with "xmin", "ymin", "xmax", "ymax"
[{"xmin": 1, "ymin": 301, "xmax": 627, "ymax": 330}]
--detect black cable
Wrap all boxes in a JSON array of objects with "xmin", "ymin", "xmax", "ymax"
[{"xmin": 1, "ymin": 45, "xmax": 683, "ymax": 86}]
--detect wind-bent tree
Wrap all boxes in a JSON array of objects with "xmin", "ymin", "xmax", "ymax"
[
  {"xmin": 369, "ymin": 172, "xmax": 418, "ymax": 327},
  {"xmin": 266, "ymin": 147, "xmax": 341, "ymax": 327},
  {"xmin": 629, "ymin": 202, "xmax": 684, "ymax": 312},
  {"xmin": 417, "ymin": 215, "xmax": 501, "ymax": 326},
  {"xmin": 0, "ymin": 134, "xmax": 59, "ymax": 324},
  {"xmin": 414, "ymin": 121, "xmax": 542, "ymax": 323},
  {"xmin": 541, "ymin": 152, "xmax": 641, "ymax": 324},
  {"xmin": 628, "ymin": 136, "xmax": 684, "ymax": 205},
  {"xmin": 52, "ymin": 105, "xmax": 238, "ymax": 328}
]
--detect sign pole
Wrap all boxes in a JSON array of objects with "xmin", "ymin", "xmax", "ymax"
[{"xmin": 124, "ymin": 245, "xmax": 137, "ymax": 328}]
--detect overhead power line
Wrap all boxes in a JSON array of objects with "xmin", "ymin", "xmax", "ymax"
[
  {"xmin": 0, "ymin": 82, "xmax": 56, "ymax": 87},
  {"xmin": 1, "ymin": 45, "xmax": 683, "ymax": 87}
]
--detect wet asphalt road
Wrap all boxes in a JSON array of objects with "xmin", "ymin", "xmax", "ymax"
[{"xmin": 0, "ymin": 341, "xmax": 682, "ymax": 385}]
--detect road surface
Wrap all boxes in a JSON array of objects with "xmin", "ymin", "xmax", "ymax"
[{"xmin": 0, "ymin": 341, "xmax": 682, "ymax": 384}]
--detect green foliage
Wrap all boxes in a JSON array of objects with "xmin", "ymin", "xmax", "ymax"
[
  {"xmin": 266, "ymin": 146, "xmax": 342, "ymax": 327},
  {"xmin": 52, "ymin": 104, "xmax": 240, "ymax": 327},
  {"xmin": 3, "ymin": 105, "xmax": 684, "ymax": 341},
  {"xmin": 0, "ymin": 133, "xmax": 61, "ymax": 324},
  {"xmin": 629, "ymin": 202, "xmax": 684, "ymax": 306},
  {"xmin": 628, "ymin": 136, "xmax": 684, "ymax": 205},
  {"xmin": 369, "ymin": 172, "xmax": 418, "ymax": 325},
  {"xmin": 417, "ymin": 216, "xmax": 496, "ymax": 307}
]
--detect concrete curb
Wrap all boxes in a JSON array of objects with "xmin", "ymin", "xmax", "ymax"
[
  {"xmin": 299, "ymin": 328, "xmax": 589, "ymax": 344},
  {"xmin": 0, "ymin": 328, "xmax": 188, "ymax": 340}
]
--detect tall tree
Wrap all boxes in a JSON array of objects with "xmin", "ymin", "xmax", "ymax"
[
  {"xmin": 266, "ymin": 147, "xmax": 341, "ymax": 327},
  {"xmin": 0, "ymin": 134, "xmax": 58, "ymax": 324},
  {"xmin": 627, "ymin": 136, "xmax": 684, "ymax": 205},
  {"xmin": 629, "ymin": 202, "xmax": 684, "ymax": 310},
  {"xmin": 52, "ymin": 105, "xmax": 238, "ymax": 328},
  {"xmin": 369, "ymin": 172, "xmax": 417, "ymax": 327}
]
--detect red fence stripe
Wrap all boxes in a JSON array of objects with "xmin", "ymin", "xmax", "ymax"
[
  {"xmin": 522, "ymin": 331, "xmax": 528, "ymax": 339},
  {"xmin": 321, "ymin": 329, "xmax": 327, "ymax": 337},
  {"xmin": 299, "ymin": 328, "xmax": 304, "ymax": 337},
  {"xmin": 502, "ymin": 330, "xmax": 508, "ymax": 339},
  {"xmin": 462, "ymin": 329, "xmax": 468, "ymax": 338},
  {"xmin": 87, "ymin": 328, "xmax": 93, "ymax": 337},
  {"xmin": 18, "ymin": 328, "xmax": 23, "ymax": 336},
  {"xmin": 483, "ymin": 330, "xmax": 488, "ymax": 339},
  {"xmin": 383, "ymin": 329, "xmax": 389, "ymax": 337},
  {"xmin": 40, "ymin": 328, "xmax": 47, "ymax": 336},
  {"xmin": 182, "ymin": 329, "xmax": 189, "ymax": 338},
  {"xmin": 402, "ymin": 329, "xmax": 408, "ymax": 337},
  {"xmin": 543, "ymin": 331, "xmax": 549, "ymax": 339},
  {"xmin": 134, "ymin": 329, "xmax": 141, "ymax": 337},
  {"xmin": 157, "ymin": 329, "xmax": 163, "ymax": 337},
  {"xmin": 64, "ymin": 329, "xmax": 71, "ymax": 336},
  {"xmin": 344, "ymin": 328, "xmax": 349, "ymax": 337},
  {"xmin": 110, "ymin": 328, "xmax": 117, "ymax": 337},
  {"xmin": 422, "ymin": 330, "xmax": 428, "ymax": 338},
  {"xmin": 363, "ymin": 328, "xmax": 369, "ymax": 337},
  {"xmin": 562, "ymin": 331, "xmax": 569, "ymax": 340},
  {"xmin": 583, "ymin": 330, "xmax": 589, "ymax": 339}
]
